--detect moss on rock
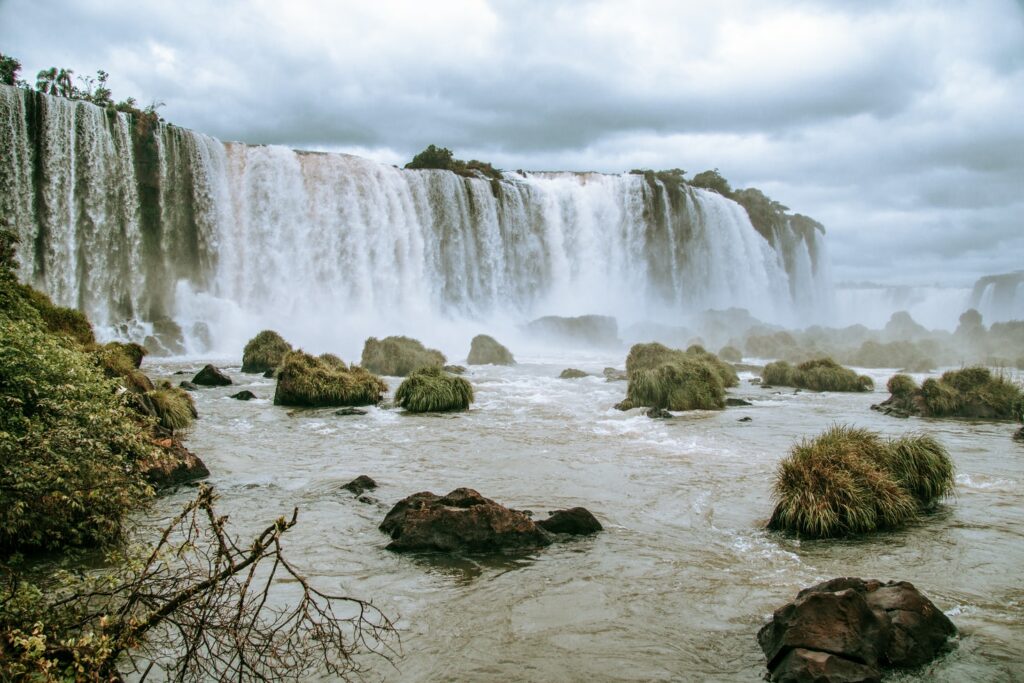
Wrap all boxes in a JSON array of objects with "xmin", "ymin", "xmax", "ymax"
[
  {"xmin": 274, "ymin": 351, "xmax": 387, "ymax": 408},
  {"xmin": 241, "ymin": 330, "xmax": 293, "ymax": 374},
  {"xmin": 768, "ymin": 425, "xmax": 954, "ymax": 538},
  {"xmin": 466, "ymin": 334, "xmax": 515, "ymax": 365},
  {"xmin": 360, "ymin": 336, "xmax": 446, "ymax": 376},
  {"xmin": 394, "ymin": 366, "xmax": 474, "ymax": 413}
]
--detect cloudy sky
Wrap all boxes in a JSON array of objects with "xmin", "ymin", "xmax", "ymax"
[{"xmin": 2, "ymin": 0, "xmax": 1021, "ymax": 286}]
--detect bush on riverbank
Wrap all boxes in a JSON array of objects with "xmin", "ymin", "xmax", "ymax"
[
  {"xmin": 394, "ymin": 366, "xmax": 474, "ymax": 412},
  {"xmin": 624, "ymin": 342, "xmax": 726, "ymax": 411},
  {"xmin": 274, "ymin": 351, "xmax": 387, "ymax": 407},
  {"xmin": 768, "ymin": 425, "xmax": 954, "ymax": 538},
  {"xmin": 360, "ymin": 335, "xmax": 446, "ymax": 376},
  {"xmin": 762, "ymin": 358, "xmax": 873, "ymax": 392},
  {"xmin": 147, "ymin": 383, "xmax": 198, "ymax": 431},
  {"xmin": 241, "ymin": 329, "xmax": 293, "ymax": 373}
]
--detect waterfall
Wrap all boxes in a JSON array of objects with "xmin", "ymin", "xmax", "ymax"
[{"xmin": 1, "ymin": 85, "xmax": 832, "ymax": 356}]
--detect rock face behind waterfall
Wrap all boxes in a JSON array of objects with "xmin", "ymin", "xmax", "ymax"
[
  {"xmin": 0, "ymin": 85, "xmax": 831, "ymax": 347},
  {"xmin": 758, "ymin": 578, "xmax": 957, "ymax": 682}
]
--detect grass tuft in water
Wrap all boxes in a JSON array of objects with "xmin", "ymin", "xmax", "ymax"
[
  {"xmin": 274, "ymin": 351, "xmax": 387, "ymax": 407},
  {"xmin": 394, "ymin": 366, "xmax": 474, "ymax": 413}
]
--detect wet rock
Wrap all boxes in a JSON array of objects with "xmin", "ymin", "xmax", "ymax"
[
  {"xmin": 758, "ymin": 577, "xmax": 956, "ymax": 682},
  {"xmin": 230, "ymin": 390, "xmax": 256, "ymax": 400},
  {"xmin": 646, "ymin": 407, "xmax": 672, "ymax": 419},
  {"xmin": 614, "ymin": 399, "xmax": 634, "ymax": 411},
  {"xmin": 192, "ymin": 364, "xmax": 232, "ymax": 386},
  {"xmin": 603, "ymin": 367, "xmax": 628, "ymax": 382},
  {"xmin": 443, "ymin": 364, "xmax": 466, "ymax": 375},
  {"xmin": 139, "ymin": 438, "xmax": 210, "ymax": 489},
  {"xmin": 1014, "ymin": 427, "xmax": 1024, "ymax": 442},
  {"xmin": 467, "ymin": 334, "xmax": 515, "ymax": 365},
  {"xmin": 179, "ymin": 381, "xmax": 199, "ymax": 391},
  {"xmin": 379, "ymin": 488, "xmax": 551, "ymax": 552},
  {"xmin": 342, "ymin": 475, "xmax": 378, "ymax": 496},
  {"xmin": 738, "ymin": 416, "xmax": 753, "ymax": 422},
  {"xmin": 871, "ymin": 403, "xmax": 911, "ymax": 418},
  {"xmin": 726, "ymin": 397, "xmax": 752, "ymax": 406},
  {"xmin": 336, "ymin": 407, "xmax": 368, "ymax": 416},
  {"xmin": 749, "ymin": 377, "xmax": 762, "ymax": 385},
  {"xmin": 559, "ymin": 368, "xmax": 588, "ymax": 379},
  {"xmin": 263, "ymin": 368, "xmax": 276, "ymax": 378},
  {"xmin": 536, "ymin": 507, "xmax": 602, "ymax": 535}
]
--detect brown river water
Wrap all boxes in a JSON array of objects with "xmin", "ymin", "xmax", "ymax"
[{"xmin": 143, "ymin": 354, "xmax": 1024, "ymax": 682}]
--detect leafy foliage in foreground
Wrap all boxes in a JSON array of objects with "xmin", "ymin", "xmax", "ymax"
[
  {"xmin": 762, "ymin": 358, "xmax": 873, "ymax": 392},
  {"xmin": 768, "ymin": 425, "xmax": 954, "ymax": 538},
  {"xmin": 0, "ymin": 487, "xmax": 397, "ymax": 681},
  {"xmin": 360, "ymin": 335, "xmax": 446, "ymax": 377},
  {"xmin": 394, "ymin": 366, "xmax": 474, "ymax": 413}
]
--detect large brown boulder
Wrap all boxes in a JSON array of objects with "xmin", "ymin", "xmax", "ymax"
[
  {"xmin": 379, "ymin": 488, "xmax": 551, "ymax": 552},
  {"xmin": 139, "ymin": 438, "xmax": 210, "ymax": 489},
  {"xmin": 192, "ymin": 364, "xmax": 232, "ymax": 386},
  {"xmin": 758, "ymin": 578, "xmax": 956, "ymax": 682}
]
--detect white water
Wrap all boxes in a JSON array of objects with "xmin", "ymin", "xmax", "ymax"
[{"xmin": 1, "ymin": 85, "xmax": 829, "ymax": 357}]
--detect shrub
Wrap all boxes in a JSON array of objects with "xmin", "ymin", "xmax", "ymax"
[
  {"xmin": 394, "ymin": 366, "xmax": 474, "ymax": 413},
  {"xmin": 686, "ymin": 344, "xmax": 739, "ymax": 387},
  {"xmin": 768, "ymin": 426, "xmax": 953, "ymax": 538},
  {"xmin": 274, "ymin": 351, "xmax": 386, "ymax": 407},
  {"xmin": 241, "ymin": 330, "xmax": 292, "ymax": 373},
  {"xmin": 93, "ymin": 342, "xmax": 154, "ymax": 394},
  {"xmin": 920, "ymin": 378, "xmax": 960, "ymax": 416},
  {"xmin": 466, "ymin": 334, "xmax": 515, "ymax": 365},
  {"xmin": 627, "ymin": 356, "xmax": 725, "ymax": 411},
  {"xmin": 762, "ymin": 358, "xmax": 872, "ymax": 392},
  {"xmin": 886, "ymin": 374, "xmax": 918, "ymax": 397},
  {"xmin": 146, "ymin": 384, "xmax": 197, "ymax": 431},
  {"xmin": 718, "ymin": 345, "xmax": 742, "ymax": 363},
  {"xmin": 360, "ymin": 336, "xmax": 445, "ymax": 376},
  {"xmin": 15, "ymin": 282, "xmax": 95, "ymax": 345}
]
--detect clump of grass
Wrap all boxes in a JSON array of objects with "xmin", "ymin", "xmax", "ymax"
[
  {"xmin": 768, "ymin": 425, "xmax": 954, "ymax": 538},
  {"xmin": 16, "ymin": 283, "xmax": 95, "ymax": 345},
  {"xmin": 887, "ymin": 373, "xmax": 919, "ymax": 397},
  {"xmin": 921, "ymin": 378, "xmax": 959, "ymax": 415},
  {"xmin": 686, "ymin": 344, "xmax": 739, "ymax": 388},
  {"xmin": 908, "ymin": 367, "xmax": 1024, "ymax": 420},
  {"xmin": 360, "ymin": 336, "xmax": 446, "ymax": 376},
  {"xmin": 718, "ymin": 345, "xmax": 742, "ymax": 363},
  {"xmin": 466, "ymin": 334, "xmax": 515, "ymax": 365},
  {"xmin": 761, "ymin": 357, "xmax": 872, "ymax": 392},
  {"xmin": 628, "ymin": 358, "xmax": 725, "ymax": 411},
  {"xmin": 241, "ymin": 330, "xmax": 292, "ymax": 374},
  {"xmin": 93, "ymin": 342, "xmax": 154, "ymax": 394},
  {"xmin": 146, "ymin": 383, "xmax": 197, "ymax": 431},
  {"xmin": 394, "ymin": 366, "xmax": 474, "ymax": 413},
  {"xmin": 274, "ymin": 351, "xmax": 387, "ymax": 407}
]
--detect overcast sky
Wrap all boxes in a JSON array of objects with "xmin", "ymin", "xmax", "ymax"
[{"xmin": 2, "ymin": 0, "xmax": 1021, "ymax": 287}]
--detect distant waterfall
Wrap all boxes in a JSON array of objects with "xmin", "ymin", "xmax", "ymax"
[{"xmin": 1, "ymin": 85, "xmax": 831, "ymax": 355}]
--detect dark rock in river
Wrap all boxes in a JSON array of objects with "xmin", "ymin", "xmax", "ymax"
[
  {"xmin": 726, "ymin": 397, "xmax": 752, "ymax": 406},
  {"xmin": 646, "ymin": 407, "xmax": 673, "ymax": 419},
  {"xmin": 443, "ymin": 364, "xmax": 466, "ymax": 375},
  {"xmin": 559, "ymin": 368, "xmax": 588, "ymax": 379},
  {"xmin": 230, "ymin": 390, "xmax": 256, "ymax": 400},
  {"xmin": 263, "ymin": 368, "xmax": 276, "ymax": 378},
  {"xmin": 536, "ymin": 507, "xmax": 603, "ymax": 535},
  {"xmin": 342, "ymin": 475, "xmax": 378, "ymax": 496},
  {"xmin": 758, "ymin": 577, "xmax": 956, "ymax": 682},
  {"xmin": 179, "ymin": 381, "xmax": 198, "ymax": 391},
  {"xmin": 614, "ymin": 398, "xmax": 634, "ymax": 411},
  {"xmin": 193, "ymin": 364, "xmax": 232, "ymax": 386},
  {"xmin": 139, "ymin": 438, "xmax": 210, "ymax": 489},
  {"xmin": 336, "ymin": 407, "xmax": 368, "ymax": 416},
  {"xmin": 738, "ymin": 416, "xmax": 753, "ymax": 422},
  {"xmin": 380, "ymin": 488, "xmax": 551, "ymax": 552}
]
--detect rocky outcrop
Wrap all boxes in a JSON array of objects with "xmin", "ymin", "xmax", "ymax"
[
  {"xmin": 559, "ymin": 368, "xmax": 588, "ymax": 379},
  {"xmin": 758, "ymin": 578, "xmax": 956, "ymax": 682},
  {"xmin": 466, "ymin": 334, "xmax": 515, "ymax": 365},
  {"xmin": 139, "ymin": 438, "xmax": 210, "ymax": 489},
  {"xmin": 342, "ymin": 475, "xmax": 377, "ymax": 496},
  {"xmin": 192, "ymin": 364, "xmax": 232, "ymax": 386},
  {"xmin": 535, "ymin": 507, "xmax": 603, "ymax": 535},
  {"xmin": 380, "ymin": 488, "xmax": 551, "ymax": 552}
]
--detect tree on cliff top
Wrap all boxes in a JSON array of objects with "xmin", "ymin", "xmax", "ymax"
[
  {"xmin": 406, "ymin": 144, "xmax": 456, "ymax": 170},
  {"xmin": 0, "ymin": 52, "xmax": 20, "ymax": 86},
  {"xmin": 689, "ymin": 168, "xmax": 733, "ymax": 197}
]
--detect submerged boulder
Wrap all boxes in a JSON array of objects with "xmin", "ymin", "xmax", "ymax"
[
  {"xmin": 379, "ymin": 488, "xmax": 551, "ymax": 552},
  {"xmin": 536, "ymin": 507, "xmax": 603, "ymax": 535},
  {"xmin": 342, "ymin": 474, "xmax": 378, "ymax": 496},
  {"xmin": 394, "ymin": 365, "xmax": 473, "ymax": 412},
  {"xmin": 274, "ymin": 351, "xmax": 386, "ymax": 407},
  {"xmin": 230, "ymin": 390, "xmax": 257, "ymax": 401},
  {"xmin": 241, "ymin": 329, "xmax": 293, "ymax": 374},
  {"xmin": 467, "ymin": 334, "xmax": 515, "ymax": 365},
  {"xmin": 360, "ymin": 335, "xmax": 446, "ymax": 376},
  {"xmin": 193, "ymin": 364, "xmax": 232, "ymax": 387},
  {"xmin": 758, "ymin": 578, "xmax": 956, "ymax": 682},
  {"xmin": 559, "ymin": 368, "xmax": 588, "ymax": 379}
]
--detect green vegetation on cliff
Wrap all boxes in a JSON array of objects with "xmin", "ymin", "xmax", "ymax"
[
  {"xmin": 768, "ymin": 425, "xmax": 954, "ymax": 538},
  {"xmin": 405, "ymin": 144, "xmax": 502, "ymax": 180}
]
